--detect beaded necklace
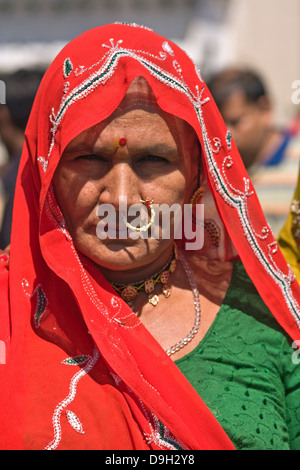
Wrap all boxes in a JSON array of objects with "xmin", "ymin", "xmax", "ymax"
[{"xmin": 166, "ymin": 250, "xmax": 201, "ymax": 356}]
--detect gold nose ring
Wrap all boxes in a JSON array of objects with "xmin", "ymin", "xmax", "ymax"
[{"xmin": 124, "ymin": 198, "xmax": 155, "ymax": 232}]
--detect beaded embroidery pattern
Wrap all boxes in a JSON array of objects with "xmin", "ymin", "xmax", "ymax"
[
  {"xmin": 44, "ymin": 36, "xmax": 209, "ymax": 167},
  {"xmin": 22, "ymin": 279, "xmax": 48, "ymax": 328},
  {"xmin": 44, "ymin": 347, "xmax": 100, "ymax": 450},
  {"xmin": 201, "ymin": 129, "xmax": 300, "ymax": 324},
  {"xmin": 43, "ymin": 26, "xmax": 300, "ymax": 326},
  {"xmin": 46, "ymin": 353, "xmax": 183, "ymax": 451},
  {"xmin": 110, "ymin": 373, "xmax": 184, "ymax": 450}
]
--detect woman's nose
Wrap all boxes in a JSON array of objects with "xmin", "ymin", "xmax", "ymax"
[{"xmin": 98, "ymin": 162, "xmax": 140, "ymax": 210}]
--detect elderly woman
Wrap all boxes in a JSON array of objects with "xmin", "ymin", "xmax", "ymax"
[{"xmin": 0, "ymin": 23, "xmax": 300, "ymax": 451}]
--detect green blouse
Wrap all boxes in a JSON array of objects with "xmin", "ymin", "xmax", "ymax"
[{"xmin": 175, "ymin": 261, "xmax": 300, "ymax": 450}]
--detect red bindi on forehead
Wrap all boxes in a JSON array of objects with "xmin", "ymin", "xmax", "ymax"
[{"xmin": 119, "ymin": 137, "xmax": 127, "ymax": 146}]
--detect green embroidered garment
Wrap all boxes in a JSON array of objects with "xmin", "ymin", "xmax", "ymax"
[{"xmin": 176, "ymin": 262, "xmax": 300, "ymax": 450}]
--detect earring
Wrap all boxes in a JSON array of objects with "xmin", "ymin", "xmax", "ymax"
[
  {"xmin": 125, "ymin": 198, "xmax": 155, "ymax": 232},
  {"xmin": 189, "ymin": 186, "xmax": 204, "ymax": 206}
]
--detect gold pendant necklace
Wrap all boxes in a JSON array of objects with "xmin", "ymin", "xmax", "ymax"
[
  {"xmin": 112, "ymin": 246, "xmax": 201, "ymax": 357},
  {"xmin": 112, "ymin": 245, "xmax": 178, "ymax": 308}
]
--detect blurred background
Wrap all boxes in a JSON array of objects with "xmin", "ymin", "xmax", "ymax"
[{"xmin": 0, "ymin": 0, "xmax": 299, "ymax": 121}]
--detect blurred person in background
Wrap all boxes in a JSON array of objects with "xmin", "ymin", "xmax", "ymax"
[
  {"xmin": 207, "ymin": 67, "xmax": 300, "ymax": 237},
  {"xmin": 0, "ymin": 68, "xmax": 44, "ymax": 248}
]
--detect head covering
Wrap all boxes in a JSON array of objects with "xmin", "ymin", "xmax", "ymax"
[
  {"xmin": 0, "ymin": 23, "xmax": 300, "ymax": 450},
  {"xmin": 278, "ymin": 167, "xmax": 300, "ymax": 280}
]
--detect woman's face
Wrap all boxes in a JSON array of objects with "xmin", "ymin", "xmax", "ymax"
[{"xmin": 53, "ymin": 98, "xmax": 200, "ymax": 281}]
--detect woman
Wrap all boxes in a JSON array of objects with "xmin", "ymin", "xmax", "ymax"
[{"xmin": 0, "ymin": 23, "xmax": 299, "ymax": 450}]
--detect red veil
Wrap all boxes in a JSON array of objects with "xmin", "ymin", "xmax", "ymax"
[{"xmin": 0, "ymin": 23, "xmax": 299, "ymax": 450}]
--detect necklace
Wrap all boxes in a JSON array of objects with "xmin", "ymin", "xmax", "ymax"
[
  {"xmin": 165, "ymin": 250, "xmax": 201, "ymax": 356},
  {"xmin": 112, "ymin": 245, "xmax": 178, "ymax": 308},
  {"xmin": 112, "ymin": 246, "xmax": 201, "ymax": 357}
]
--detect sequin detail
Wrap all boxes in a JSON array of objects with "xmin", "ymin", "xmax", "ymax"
[
  {"xmin": 197, "ymin": 97, "xmax": 300, "ymax": 324},
  {"xmin": 34, "ymin": 286, "xmax": 48, "ymax": 328},
  {"xmin": 110, "ymin": 372, "xmax": 184, "ymax": 450},
  {"xmin": 37, "ymin": 156, "xmax": 48, "ymax": 172},
  {"xmin": 204, "ymin": 219, "xmax": 221, "ymax": 248},
  {"xmin": 44, "ymin": 348, "xmax": 99, "ymax": 450},
  {"xmin": 61, "ymin": 356, "xmax": 89, "ymax": 366},
  {"xmin": 226, "ymin": 129, "xmax": 232, "ymax": 151},
  {"xmin": 22, "ymin": 281, "xmax": 49, "ymax": 328},
  {"xmin": 66, "ymin": 410, "xmax": 85, "ymax": 434},
  {"xmin": 45, "ymin": 35, "xmax": 210, "ymax": 168},
  {"xmin": 63, "ymin": 58, "xmax": 73, "ymax": 79}
]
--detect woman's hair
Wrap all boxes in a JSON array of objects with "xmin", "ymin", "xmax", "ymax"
[
  {"xmin": 4, "ymin": 68, "xmax": 45, "ymax": 131},
  {"xmin": 207, "ymin": 67, "xmax": 268, "ymax": 110}
]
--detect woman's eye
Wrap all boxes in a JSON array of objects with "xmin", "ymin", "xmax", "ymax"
[
  {"xmin": 139, "ymin": 155, "xmax": 168, "ymax": 163},
  {"xmin": 76, "ymin": 154, "xmax": 105, "ymax": 161}
]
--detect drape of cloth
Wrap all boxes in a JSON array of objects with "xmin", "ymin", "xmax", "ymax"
[
  {"xmin": 0, "ymin": 23, "xmax": 299, "ymax": 450},
  {"xmin": 278, "ymin": 167, "xmax": 300, "ymax": 280}
]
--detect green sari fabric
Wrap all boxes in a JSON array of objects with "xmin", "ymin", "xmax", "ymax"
[{"xmin": 176, "ymin": 262, "xmax": 300, "ymax": 450}]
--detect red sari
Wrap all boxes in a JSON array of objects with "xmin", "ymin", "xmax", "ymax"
[{"xmin": 0, "ymin": 23, "xmax": 299, "ymax": 450}]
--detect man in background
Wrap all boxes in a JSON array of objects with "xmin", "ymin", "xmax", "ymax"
[{"xmin": 207, "ymin": 67, "xmax": 300, "ymax": 237}]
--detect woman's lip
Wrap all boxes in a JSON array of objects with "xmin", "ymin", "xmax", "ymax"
[
  {"xmin": 95, "ymin": 220, "xmax": 127, "ymax": 229},
  {"xmin": 103, "ymin": 225, "xmax": 127, "ymax": 232},
  {"xmin": 92, "ymin": 222, "xmax": 131, "ymax": 239}
]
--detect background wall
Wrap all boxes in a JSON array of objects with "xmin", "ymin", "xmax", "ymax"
[
  {"xmin": 225, "ymin": 0, "xmax": 300, "ymax": 125},
  {"xmin": 0, "ymin": 0, "xmax": 299, "ymax": 125}
]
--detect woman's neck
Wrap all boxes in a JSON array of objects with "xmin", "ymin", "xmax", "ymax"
[{"xmin": 97, "ymin": 244, "xmax": 175, "ymax": 285}]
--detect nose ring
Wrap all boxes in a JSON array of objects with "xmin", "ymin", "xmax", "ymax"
[{"xmin": 124, "ymin": 198, "xmax": 155, "ymax": 232}]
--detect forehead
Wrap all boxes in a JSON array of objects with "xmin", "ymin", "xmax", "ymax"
[
  {"xmin": 66, "ymin": 77, "xmax": 197, "ymax": 151},
  {"xmin": 115, "ymin": 76, "xmax": 159, "ymax": 113},
  {"xmin": 222, "ymin": 90, "xmax": 256, "ymax": 115}
]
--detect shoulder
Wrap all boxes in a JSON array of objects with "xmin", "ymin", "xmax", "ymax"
[
  {"xmin": 228, "ymin": 260, "xmax": 270, "ymax": 312},
  {"xmin": 184, "ymin": 251, "xmax": 233, "ymax": 306},
  {"xmin": 227, "ymin": 261, "xmax": 291, "ymax": 339}
]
